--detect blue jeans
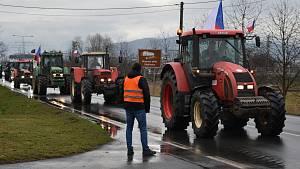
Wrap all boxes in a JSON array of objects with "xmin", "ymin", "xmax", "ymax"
[{"xmin": 126, "ymin": 109, "xmax": 149, "ymax": 151}]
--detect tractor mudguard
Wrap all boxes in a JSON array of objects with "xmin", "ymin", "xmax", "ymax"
[
  {"xmin": 72, "ymin": 67, "xmax": 85, "ymax": 83},
  {"xmin": 160, "ymin": 62, "xmax": 190, "ymax": 92}
]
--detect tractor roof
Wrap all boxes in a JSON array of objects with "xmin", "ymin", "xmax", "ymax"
[
  {"xmin": 81, "ymin": 52, "xmax": 108, "ymax": 56},
  {"xmin": 182, "ymin": 29, "xmax": 244, "ymax": 37},
  {"xmin": 16, "ymin": 59, "xmax": 32, "ymax": 63},
  {"xmin": 42, "ymin": 51, "xmax": 63, "ymax": 56}
]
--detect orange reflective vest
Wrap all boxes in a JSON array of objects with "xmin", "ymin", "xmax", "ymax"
[{"xmin": 123, "ymin": 76, "xmax": 144, "ymax": 103}]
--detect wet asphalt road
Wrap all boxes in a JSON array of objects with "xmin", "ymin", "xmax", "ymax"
[{"xmin": 1, "ymin": 80, "xmax": 300, "ymax": 169}]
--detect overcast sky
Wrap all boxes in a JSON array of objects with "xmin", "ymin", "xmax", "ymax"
[{"xmin": 0, "ymin": 0, "xmax": 297, "ymax": 55}]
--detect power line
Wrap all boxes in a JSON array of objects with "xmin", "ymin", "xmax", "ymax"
[
  {"xmin": 0, "ymin": 8, "xmax": 179, "ymax": 17},
  {"xmin": 0, "ymin": 0, "xmax": 220, "ymax": 11}
]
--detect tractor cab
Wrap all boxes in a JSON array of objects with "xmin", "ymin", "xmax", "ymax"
[
  {"xmin": 180, "ymin": 29, "xmax": 245, "ymax": 70},
  {"xmin": 40, "ymin": 51, "xmax": 64, "ymax": 75}
]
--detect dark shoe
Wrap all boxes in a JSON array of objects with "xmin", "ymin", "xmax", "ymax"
[
  {"xmin": 143, "ymin": 149, "xmax": 156, "ymax": 156},
  {"xmin": 127, "ymin": 149, "xmax": 134, "ymax": 156}
]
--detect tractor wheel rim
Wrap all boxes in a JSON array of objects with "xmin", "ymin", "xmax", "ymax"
[
  {"xmin": 163, "ymin": 83, "xmax": 173, "ymax": 120},
  {"xmin": 194, "ymin": 101, "xmax": 202, "ymax": 128}
]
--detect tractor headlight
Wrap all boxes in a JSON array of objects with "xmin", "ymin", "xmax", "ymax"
[
  {"xmin": 30, "ymin": 76, "xmax": 33, "ymax": 78},
  {"xmin": 237, "ymin": 85, "xmax": 244, "ymax": 90},
  {"xmin": 21, "ymin": 76, "xmax": 25, "ymax": 79},
  {"xmin": 100, "ymin": 78, "xmax": 105, "ymax": 82},
  {"xmin": 60, "ymin": 74, "xmax": 63, "ymax": 77},
  {"xmin": 53, "ymin": 74, "xmax": 56, "ymax": 77},
  {"xmin": 108, "ymin": 78, "xmax": 112, "ymax": 82},
  {"xmin": 247, "ymin": 85, "xmax": 254, "ymax": 90}
]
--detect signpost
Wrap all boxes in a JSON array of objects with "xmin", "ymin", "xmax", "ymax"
[{"xmin": 138, "ymin": 49, "xmax": 161, "ymax": 68}]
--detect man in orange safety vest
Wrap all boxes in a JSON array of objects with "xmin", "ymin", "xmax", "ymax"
[{"xmin": 124, "ymin": 63, "xmax": 156, "ymax": 157}]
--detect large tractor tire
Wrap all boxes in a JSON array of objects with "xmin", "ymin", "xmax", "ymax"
[
  {"xmin": 221, "ymin": 117, "xmax": 249, "ymax": 130},
  {"xmin": 255, "ymin": 91, "xmax": 286, "ymax": 136},
  {"xmin": 161, "ymin": 71, "xmax": 189, "ymax": 130},
  {"xmin": 37, "ymin": 76, "xmax": 47, "ymax": 95},
  {"xmin": 14, "ymin": 79, "xmax": 20, "ymax": 89},
  {"xmin": 70, "ymin": 73, "xmax": 81, "ymax": 103},
  {"xmin": 81, "ymin": 79, "xmax": 92, "ymax": 104},
  {"xmin": 190, "ymin": 90, "xmax": 220, "ymax": 138}
]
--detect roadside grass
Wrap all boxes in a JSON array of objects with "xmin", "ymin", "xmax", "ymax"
[
  {"xmin": 148, "ymin": 82, "xmax": 300, "ymax": 115},
  {"xmin": 286, "ymin": 92, "xmax": 300, "ymax": 116},
  {"xmin": 0, "ymin": 86, "xmax": 112, "ymax": 164}
]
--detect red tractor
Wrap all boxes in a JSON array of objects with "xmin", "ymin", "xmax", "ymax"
[
  {"xmin": 160, "ymin": 5, "xmax": 286, "ymax": 138},
  {"xmin": 70, "ymin": 52, "xmax": 119, "ymax": 104},
  {"xmin": 11, "ymin": 59, "xmax": 34, "ymax": 88}
]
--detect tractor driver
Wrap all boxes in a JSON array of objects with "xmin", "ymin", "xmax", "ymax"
[
  {"xmin": 201, "ymin": 39, "xmax": 218, "ymax": 67},
  {"xmin": 89, "ymin": 57, "xmax": 101, "ymax": 69}
]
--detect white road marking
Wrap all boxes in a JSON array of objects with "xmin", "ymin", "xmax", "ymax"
[{"xmin": 206, "ymin": 156, "xmax": 251, "ymax": 169}]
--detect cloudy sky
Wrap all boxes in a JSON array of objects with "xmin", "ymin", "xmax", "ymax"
[{"xmin": 0, "ymin": 0, "xmax": 296, "ymax": 54}]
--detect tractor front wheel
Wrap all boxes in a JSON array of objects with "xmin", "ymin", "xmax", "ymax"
[
  {"xmin": 14, "ymin": 79, "xmax": 20, "ymax": 89},
  {"xmin": 81, "ymin": 79, "xmax": 92, "ymax": 104},
  {"xmin": 190, "ymin": 90, "xmax": 220, "ymax": 138},
  {"xmin": 161, "ymin": 71, "xmax": 189, "ymax": 130},
  {"xmin": 255, "ymin": 91, "xmax": 286, "ymax": 136},
  {"xmin": 37, "ymin": 76, "xmax": 47, "ymax": 95}
]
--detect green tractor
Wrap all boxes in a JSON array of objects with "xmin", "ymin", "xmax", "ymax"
[{"xmin": 32, "ymin": 51, "xmax": 70, "ymax": 95}]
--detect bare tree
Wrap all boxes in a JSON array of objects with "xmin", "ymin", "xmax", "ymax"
[
  {"xmin": 0, "ymin": 41, "xmax": 7, "ymax": 61},
  {"xmin": 226, "ymin": 0, "xmax": 263, "ymax": 33},
  {"xmin": 71, "ymin": 36, "xmax": 83, "ymax": 52},
  {"xmin": 85, "ymin": 33, "xmax": 113, "ymax": 52},
  {"xmin": 267, "ymin": 0, "xmax": 300, "ymax": 99}
]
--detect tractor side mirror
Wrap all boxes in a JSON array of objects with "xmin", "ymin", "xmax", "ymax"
[{"xmin": 255, "ymin": 36, "xmax": 261, "ymax": 47}]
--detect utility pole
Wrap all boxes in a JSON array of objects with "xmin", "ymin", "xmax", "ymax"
[
  {"xmin": 12, "ymin": 34, "xmax": 34, "ymax": 53},
  {"xmin": 177, "ymin": 2, "xmax": 184, "ymax": 55}
]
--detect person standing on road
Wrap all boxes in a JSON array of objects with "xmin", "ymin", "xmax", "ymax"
[{"xmin": 124, "ymin": 63, "xmax": 156, "ymax": 157}]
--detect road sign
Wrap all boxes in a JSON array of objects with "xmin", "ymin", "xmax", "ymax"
[{"xmin": 138, "ymin": 49, "xmax": 161, "ymax": 68}]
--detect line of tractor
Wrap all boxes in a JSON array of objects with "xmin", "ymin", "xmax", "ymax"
[{"xmin": 0, "ymin": 1, "xmax": 286, "ymax": 139}]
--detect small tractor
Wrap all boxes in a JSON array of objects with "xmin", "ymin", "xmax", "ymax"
[
  {"xmin": 11, "ymin": 59, "xmax": 34, "ymax": 88},
  {"xmin": 70, "ymin": 52, "xmax": 119, "ymax": 104},
  {"xmin": 32, "ymin": 51, "xmax": 70, "ymax": 95},
  {"xmin": 160, "ymin": 3, "xmax": 286, "ymax": 138}
]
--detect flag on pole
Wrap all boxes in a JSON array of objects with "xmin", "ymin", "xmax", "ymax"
[
  {"xmin": 203, "ymin": 0, "xmax": 224, "ymax": 29},
  {"xmin": 247, "ymin": 20, "xmax": 256, "ymax": 33},
  {"xmin": 35, "ymin": 46, "xmax": 41, "ymax": 63}
]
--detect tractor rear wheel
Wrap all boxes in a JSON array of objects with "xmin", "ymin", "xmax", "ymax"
[
  {"xmin": 161, "ymin": 71, "xmax": 189, "ymax": 130},
  {"xmin": 81, "ymin": 79, "xmax": 92, "ymax": 104},
  {"xmin": 190, "ymin": 90, "xmax": 220, "ymax": 138},
  {"xmin": 37, "ymin": 76, "xmax": 47, "ymax": 95},
  {"xmin": 255, "ymin": 91, "xmax": 286, "ymax": 136},
  {"xmin": 221, "ymin": 117, "xmax": 249, "ymax": 130},
  {"xmin": 14, "ymin": 79, "xmax": 20, "ymax": 89},
  {"xmin": 70, "ymin": 73, "xmax": 81, "ymax": 103}
]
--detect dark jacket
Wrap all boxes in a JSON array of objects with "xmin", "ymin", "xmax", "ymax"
[{"xmin": 124, "ymin": 70, "xmax": 150, "ymax": 113}]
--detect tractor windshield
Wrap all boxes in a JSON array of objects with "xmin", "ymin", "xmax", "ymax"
[
  {"xmin": 87, "ymin": 56, "xmax": 104, "ymax": 69},
  {"xmin": 19, "ymin": 62, "xmax": 31, "ymax": 70},
  {"xmin": 44, "ymin": 56, "xmax": 63, "ymax": 67},
  {"xmin": 190, "ymin": 37, "xmax": 243, "ymax": 69}
]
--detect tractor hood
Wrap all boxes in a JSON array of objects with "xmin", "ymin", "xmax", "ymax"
[
  {"xmin": 92, "ymin": 69, "xmax": 111, "ymax": 78},
  {"xmin": 212, "ymin": 61, "xmax": 257, "ymax": 102},
  {"xmin": 213, "ymin": 61, "xmax": 249, "ymax": 74},
  {"xmin": 50, "ymin": 67, "xmax": 63, "ymax": 73}
]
